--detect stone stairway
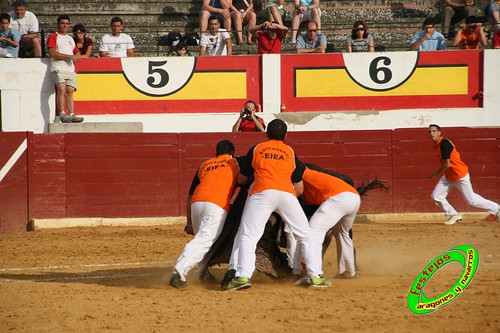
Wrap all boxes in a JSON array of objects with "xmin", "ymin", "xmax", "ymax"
[{"xmin": 1, "ymin": 0, "xmax": 489, "ymax": 56}]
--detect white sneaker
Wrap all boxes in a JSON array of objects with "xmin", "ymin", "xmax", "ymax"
[{"xmin": 444, "ymin": 215, "xmax": 462, "ymax": 225}]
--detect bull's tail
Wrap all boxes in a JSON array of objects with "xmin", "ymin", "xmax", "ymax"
[{"xmin": 356, "ymin": 179, "xmax": 388, "ymax": 196}]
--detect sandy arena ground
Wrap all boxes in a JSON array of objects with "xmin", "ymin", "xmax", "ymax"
[{"xmin": 1, "ymin": 218, "xmax": 499, "ymax": 333}]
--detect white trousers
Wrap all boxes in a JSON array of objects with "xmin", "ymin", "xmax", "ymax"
[
  {"xmin": 174, "ymin": 201, "xmax": 227, "ymax": 281},
  {"xmin": 431, "ymin": 173, "xmax": 498, "ymax": 216},
  {"xmin": 231, "ymin": 189, "xmax": 320, "ymax": 278},
  {"xmin": 288, "ymin": 192, "xmax": 361, "ymax": 276}
]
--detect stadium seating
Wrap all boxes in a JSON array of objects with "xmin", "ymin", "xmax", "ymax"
[{"xmin": 1, "ymin": 0, "xmax": 489, "ymax": 56}]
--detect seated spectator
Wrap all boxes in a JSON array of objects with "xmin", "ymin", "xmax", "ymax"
[
  {"xmin": 346, "ymin": 20, "xmax": 374, "ymax": 52},
  {"xmin": 290, "ymin": 0, "xmax": 321, "ymax": 45},
  {"xmin": 8, "ymin": 0, "xmax": 41, "ymax": 57},
  {"xmin": 410, "ymin": 17, "xmax": 447, "ymax": 51},
  {"xmin": 200, "ymin": 0, "xmax": 232, "ymax": 33},
  {"xmin": 295, "ymin": 21, "xmax": 326, "ymax": 53},
  {"xmin": 168, "ymin": 42, "xmax": 189, "ymax": 56},
  {"xmin": 485, "ymin": 0, "xmax": 499, "ymax": 36},
  {"xmin": 0, "ymin": 12, "xmax": 21, "ymax": 58},
  {"xmin": 442, "ymin": 0, "xmax": 475, "ymax": 38},
  {"xmin": 99, "ymin": 17, "xmax": 135, "ymax": 58},
  {"xmin": 452, "ymin": 16, "xmax": 487, "ymax": 49},
  {"xmin": 250, "ymin": 20, "xmax": 288, "ymax": 54},
  {"xmin": 231, "ymin": 0, "xmax": 257, "ymax": 45},
  {"xmin": 72, "ymin": 24, "xmax": 93, "ymax": 57},
  {"xmin": 232, "ymin": 100, "xmax": 265, "ymax": 132},
  {"xmin": 254, "ymin": 0, "xmax": 286, "ymax": 24},
  {"xmin": 199, "ymin": 16, "xmax": 232, "ymax": 56},
  {"xmin": 493, "ymin": 28, "xmax": 500, "ymax": 47}
]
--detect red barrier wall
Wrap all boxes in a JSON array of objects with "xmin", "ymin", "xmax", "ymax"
[
  {"xmin": 0, "ymin": 132, "xmax": 29, "ymax": 232},
  {"xmin": 22, "ymin": 128, "xmax": 499, "ymax": 223}
]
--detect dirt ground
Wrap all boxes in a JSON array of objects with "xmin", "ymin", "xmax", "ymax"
[{"xmin": 1, "ymin": 218, "xmax": 499, "ymax": 333}]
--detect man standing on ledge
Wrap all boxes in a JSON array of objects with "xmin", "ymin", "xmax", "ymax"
[
  {"xmin": 47, "ymin": 15, "xmax": 84, "ymax": 123},
  {"xmin": 427, "ymin": 124, "xmax": 499, "ymax": 224}
]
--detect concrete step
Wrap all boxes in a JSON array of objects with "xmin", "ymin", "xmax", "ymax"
[{"xmin": 48, "ymin": 122, "xmax": 143, "ymax": 133}]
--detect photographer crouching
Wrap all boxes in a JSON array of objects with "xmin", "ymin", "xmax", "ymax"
[{"xmin": 232, "ymin": 100, "xmax": 266, "ymax": 132}]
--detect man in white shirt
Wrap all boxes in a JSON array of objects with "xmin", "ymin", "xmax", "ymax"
[
  {"xmin": 99, "ymin": 17, "xmax": 135, "ymax": 58},
  {"xmin": 8, "ymin": 0, "xmax": 41, "ymax": 57},
  {"xmin": 199, "ymin": 16, "xmax": 232, "ymax": 56},
  {"xmin": 47, "ymin": 15, "xmax": 84, "ymax": 123}
]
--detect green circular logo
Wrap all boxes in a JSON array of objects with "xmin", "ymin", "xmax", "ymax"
[{"xmin": 407, "ymin": 244, "xmax": 479, "ymax": 315}]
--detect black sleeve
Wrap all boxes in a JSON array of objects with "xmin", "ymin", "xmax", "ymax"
[
  {"xmin": 239, "ymin": 146, "xmax": 255, "ymax": 177},
  {"xmin": 440, "ymin": 138, "xmax": 454, "ymax": 160},
  {"xmin": 188, "ymin": 170, "xmax": 200, "ymax": 195},
  {"xmin": 292, "ymin": 157, "xmax": 306, "ymax": 183}
]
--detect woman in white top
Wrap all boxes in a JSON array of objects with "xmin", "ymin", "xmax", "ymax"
[{"xmin": 346, "ymin": 20, "xmax": 375, "ymax": 52}]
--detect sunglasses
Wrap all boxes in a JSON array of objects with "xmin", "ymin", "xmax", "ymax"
[{"xmin": 354, "ymin": 28, "xmax": 365, "ymax": 32}]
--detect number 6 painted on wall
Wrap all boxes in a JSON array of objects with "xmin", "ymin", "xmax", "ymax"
[{"xmin": 343, "ymin": 52, "xmax": 419, "ymax": 91}]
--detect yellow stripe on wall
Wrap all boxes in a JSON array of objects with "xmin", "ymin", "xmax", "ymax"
[
  {"xmin": 75, "ymin": 72, "xmax": 247, "ymax": 101},
  {"xmin": 296, "ymin": 67, "xmax": 468, "ymax": 97}
]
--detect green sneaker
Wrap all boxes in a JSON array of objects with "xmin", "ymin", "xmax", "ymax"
[
  {"xmin": 224, "ymin": 276, "xmax": 252, "ymax": 291},
  {"xmin": 310, "ymin": 275, "xmax": 333, "ymax": 288}
]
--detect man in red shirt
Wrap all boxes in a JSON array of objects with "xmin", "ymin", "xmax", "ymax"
[
  {"xmin": 232, "ymin": 100, "xmax": 266, "ymax": 132},
  {"xmin": 250, "ymin": 20, "xmax": 288, "ymax": 54}
]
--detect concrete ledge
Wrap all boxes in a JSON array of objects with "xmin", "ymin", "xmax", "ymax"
[
  {"xmin": 30, "ymin": 212, "xmax": 494, "ymax": 230},
  {"xmin": 48, "ymin": 122, "xmax": 143, "ymax": 133},
  {"xmin": 31, "ymin": 216, "xmax": 186, "ymax": 230}
]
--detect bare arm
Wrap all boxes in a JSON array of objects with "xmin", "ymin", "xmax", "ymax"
[
  {"xmin": 410, "ymin": 32, "xmax": 430, "ymax": 51},
  {"xmin": 232, "ymin": 110, "xmax": 245, "ymax": 132},
  {"xmin": 48, "ymin": 47, "xmax": 81, "ymax": 62},
  {"xmin": 127, "ymin": 48, "xmax": 135, "ymax": 57},
  {"xmin": 184, "ymin": 195, "xmax": 194, "ymax": 235},
  {"xmin": 293, "ymin": 181, "xmax": 304, "ymax": 197},
  {"xmin": 0, "ymin": 36, "xmax": 19, "ymax": 47},
  {"xmin": 199, "ymin": 45, "xmax": 207, "ymax": 56},
  {"xmin": 237, "ymin": 173, "xmax": 249, "ymax": 185},
  {"xmin": 225, "ymin": 37, "xmax": 233, "ymax": 55},
  {"xmin": 428, "ymin": 159, "xmax": 451, "ymax": 179}
]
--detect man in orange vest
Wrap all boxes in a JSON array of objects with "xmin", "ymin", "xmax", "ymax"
[
  {"xmin": 170, "ymin": 140, "xmax": 241, "ymax": 288},
  {"xmin": 225, "ymin": 119, "xmax": 330, "ymax": 290},
  {"xmin": 428, "ymin": 124, "xmax": 499, "ymax": 224}
]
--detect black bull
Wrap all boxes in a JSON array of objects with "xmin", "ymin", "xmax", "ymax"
[{"xmin": 197, "ymin": 167, "xmax": 387, "ymax": 281}]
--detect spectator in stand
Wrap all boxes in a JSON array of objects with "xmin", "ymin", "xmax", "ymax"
[
  {"xmin": 452, "ymin": 16, "xmax": 488, "ymax": 49},
  {"xmin": 442, "ymin": 0, "xmax": 475, "ymax": 39},
  {"xmin": 231, "ymin": 0, "xmax": 257, "ymax": 45},
  {"xmin": 8, "ymin": 0, "xmax": 41, "ymax": 58},
  {"xmin": 346, "ymin": 20, "xmax": 375, "ymax": 52},
  {"xmin": 485, "ymin": 0, "xmax": 500, "ymax": 36},
  {"xmin": 72, "ymin": 24, "xmax": 93, "ymax": 58},
  {"xmin": 296, "ymin": 21, "xmax": 326, "ymax": 53},
  {"xmin": 494, "ymin": 28, "xmax": 500, "ymax": 47},
  {"xmin": 99, "ymin": 17, "xmax": 135, "ymax": 58},
  {"xmin": 200, "ymin": 0, "xmax": 232, "ymax": 33},
  {"xmin": 0, "ymin": 13, "xmax": 21, "ymax": 58},
  {"xmin": 168, "ymin": 42, "xmax": 189, "ymax": 56},
  {"xmin": 199, "ymin": 16, "xmax": 232, "ymax": 56},
  {"xmin": 410, "ymin": 17, "xmax": 447, "ymax": 51},
  {"xmin": 47, "ymin": 15, "xmax": 84, "ymax": 123},
  {"xmin": 232, "ymin": 100, "xmax": 265, "ymax": 132},
  {"xmin": 290, "ymin": 0, "xmax": 321, "ymax": 45},
  {"xmin": 262, "ymin": 0, "xmax": 286, "ymax": 26},
  {"xmin": 250, "ymin": 20, "xmax": 288, "ymax": 54}
]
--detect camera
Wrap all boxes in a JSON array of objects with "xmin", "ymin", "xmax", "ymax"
[{"xmin": 243, "ymin": 108, "xmax": 252, "ymax": 115}]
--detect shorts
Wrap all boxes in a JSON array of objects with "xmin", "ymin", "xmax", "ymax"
[
  {"xmin": 51, "ymin": 70, "xmax": 77, "ymax": 90},
  {"xmin": 299, "ymin": 8, "xmax": 322, "ymax": 22}
]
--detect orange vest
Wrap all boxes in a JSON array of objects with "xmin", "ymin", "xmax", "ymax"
[
  {"xmin": 302, "ymin": 168, "xmax": 359, "ymax": 206},
  {"xmin": 191, "ymin": 154, "xmax": 240, "ymax": 211},
  {"xmin": 434, "ymin": 137, "xmax": 468, "ymax": 182},
  {"xmin": 249, "ymin": 140, "xmax": 297, "ymax": 196}
]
